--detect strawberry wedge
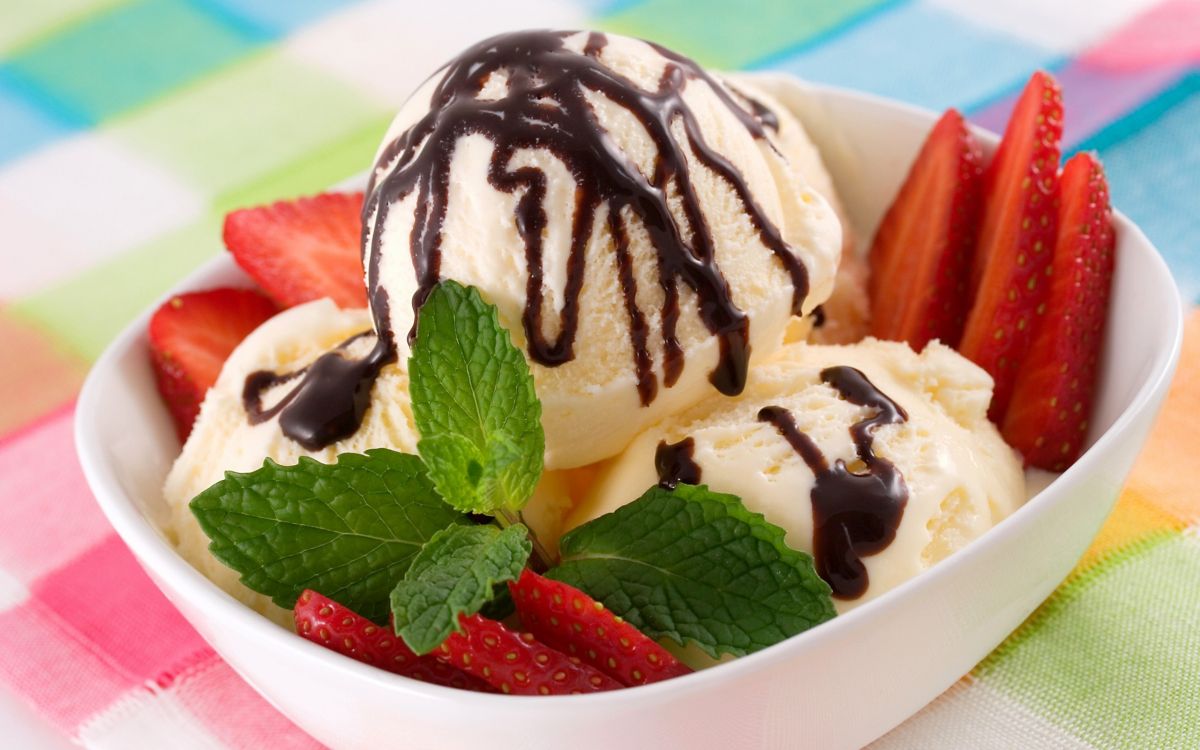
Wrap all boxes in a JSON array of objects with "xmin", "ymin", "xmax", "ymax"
[
  {"xmin": 510, "ymin": 569, "xmax": 691, "ymax": 687},
  {"xmin": 436, "ymin": 613, "xmax": 621, "ymax": 695},
  {"xmin": 1002, "ymin": 152, "xmax": 1115, "ymax": 470},
  {"xmin": 224, "ymin": 192, "xmax": 368, "ymax": 309},
  {"xmin": 869, "ymin": 108, "xmax": 983, "ymax": 350},
  {"xmin": 294, "ymin": 590, "xmax": 494, "ymax": 691},
  {"xmin": 149, "ymin": 288, "xmax": 277, "ymax": 441},
  {"xmin": 959, "ymin": 71, "xmax": 1063, "ymax": 421}
]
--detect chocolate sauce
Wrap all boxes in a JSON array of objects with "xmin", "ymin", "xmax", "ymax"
[
  {"xmin": 724, "ymin": 81, "xmax": 780, "ymax": 132},
  {"xmin": 757, "ymin": 366, "xmax": 909, "ymax": 599},
  {"xmin": 655, "ymin": 437, "xmax": 702, "ymax": 489},
  {"xmin": 244, "ymin": 30, "xmax": 809, "ymax": 450},
  {"xmin": 368, "ymin": 29, "xmax": 807, "ymax": 399},
  {"xmin": 811, "ymin": 304, "xmax": 826, "ymax": 329},
  {"xmin": 242, "ymin": 330, "xmax": 389, "ymax": 451}
]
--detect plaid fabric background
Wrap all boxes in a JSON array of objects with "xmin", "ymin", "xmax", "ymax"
[{"xmin": 0, "ymin": 1, "xmax": 1197, "ymax": 747}]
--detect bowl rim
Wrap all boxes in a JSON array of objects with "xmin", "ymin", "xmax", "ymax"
[{"xmin": 74, "ymin": 80, "xmax": 1184, "ymax": 711}]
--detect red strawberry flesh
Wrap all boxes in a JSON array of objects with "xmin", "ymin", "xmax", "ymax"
[
  {"xmin": 437, "ymin": 613, "xmax": 621, "ymax": 695},
  {"xmin": 959, "ymin": 71, "xmax": 1063, "ymax": 422},
  {"xmin": 149, "ymin": 287, "xmax": 277, "ymax": 442},
  {"xmin": 1002, "ymin": 152, "xmax": 1115, "ymax": 470},
  {"xmin": 294, "ymin": 590, "xmax": 493, "ymax": 692},
  {"xmin": 224, "ymin": 192, "xmax": 368, "ymax": 309},
  {"xmin": 869, "ymin": 108, "xmax": 983, "ymax": 350},
  {"xmin": 510, "ymin": 569, "xmax": 690, "ymax": 687}
]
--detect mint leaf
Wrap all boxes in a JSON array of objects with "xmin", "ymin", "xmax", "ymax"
[
  {"xmin": 390, "ymin": 524, "xmax": 531, "ymax": 654},
  {"xmin": 549, "ymin": 484, "xmax": 836, "ymax": 658},
  {"xmin": 190, "ymin": 449, "xmax": 468, "ymax": 622},
  {"xmin": 409, "ymin": 280, "xmax": 544, "ymax": 515},
  {"xmin": 416, "ymin": 431, "xmax": 522, "ymax": 515},
  {"xmin": 479, "ymin": 581, "xmax": 516, "ymax": 621}
]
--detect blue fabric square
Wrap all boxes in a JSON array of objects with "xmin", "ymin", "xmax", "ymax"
[
  {"xmin": 6, "ymin": 0, "xmax": 262, "ymax": 124},
  {"xmin": 1077, "ymin": 74, "xmax": 1200, "ymax": 304},
  {"xmin": 0, "ymin": 67, "xmax": 80, "ymax": 164},
  {"xmin": 189, "ymin": 0, "xmax": 360, "ymax": 37},
  {"xmin": 762, "ymin": 1, "xmax": 1056, "ymax": 113}
]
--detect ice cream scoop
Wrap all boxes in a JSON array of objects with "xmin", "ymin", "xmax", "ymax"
[
  {"xmin": 249, "ymin": 30, "xmax": 841, "ymax": 470},
  {"xmin": 163, "ymin": 300, "xmax": 573, "ymax": 623},
  {"xmin": 566, "ymin": 338, "xmax": 1024, "ymax": 611}
]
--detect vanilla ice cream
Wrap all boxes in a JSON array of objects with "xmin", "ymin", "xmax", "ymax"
[
  {"xmin": 363, "ymin": 30, "xmax": 841, "ymax": 469},
  {"xmin": 567, "ymin": 339, "xmax": 1024, "ymax": 611},
  {"xmin": 164, "ymin": 300, "xmax": 572, "ymax": 625}
]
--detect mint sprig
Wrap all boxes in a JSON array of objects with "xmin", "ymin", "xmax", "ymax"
[
  {"xmin": 390, "ymin": 524, "xmax": 531, "ymax": 654},
  {"xmin": 549, "ymin": 484, "xmax": 836, "ymax": 658},
  {"xmin": 190, "ymin": 450, "xmax": 468, "ymax": 622},
  {"xmin": 409, "ymin": 280, "xmax": 544, "ymax": 515}
]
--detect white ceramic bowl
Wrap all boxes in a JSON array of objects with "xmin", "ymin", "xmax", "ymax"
[{"xmin": 75, "ymin": 77, "xmax": 1182, "ymax": 750}]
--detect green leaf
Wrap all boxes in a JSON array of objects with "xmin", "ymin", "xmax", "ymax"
[
  {"xmin": 416, "ymin": 431, "xmax": 522, "ymax": 514},
  {"xmin": 549, "ymin": 484, "xmax": 836, "ymax": 659},
  {"xmin": 479, "ymin": 581, "xmax": 516, "ymax": 621},
  {"xmin": 190, "ymin": 449, "xmax": 468, "ymax": 622},
  {"xmin": 409, "ymin": 280, "xmax": 544, "ymax": 515},
  {"xmin": 390, "ymin": 524, "xmax": 532, "ymax": 654}
]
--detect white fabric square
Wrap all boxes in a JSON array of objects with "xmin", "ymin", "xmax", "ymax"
[
  {"xmin": 0, "ymin": 133, "xmax": 203, "ymax": 299},
  {"xmin": 77, "ymin": 687, "xmax": 226, "ymax": 750},
  {"xmin": 927, "ymin": 0, "xmax": 1162, "ymax": 52},
  {"xmin": 285, "ymin": 0, "xmax": 586, "ymax": 109},
  {"xmin": 871, "ymin": 678, "xmax": 1096, "ymax": 749},
  {"xmin": 0, "ymin": 567, "xmax": 29, "ymax": 611}
]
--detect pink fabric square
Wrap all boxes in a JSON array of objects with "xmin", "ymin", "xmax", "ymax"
[
  {"xmin": 971, "ymin": 61, "xmax": 1188, "ymax": 147},
  {"xmin": 1056, "ymin": 62, "xmax": 1187, "ymax": 145},
  {"xmin": 175, "ymin": 658, "xmax": 324, "ymax": 750},
  {"xmin": 32, "ymin": 535, "xmax": 210, "ymax": 682},
  {"xmin": 1083, "ymin": 0, "xmax": 1200, "ymax": 70},
  {"xmin": 0, "ymin": 597, "xmax": 133, "ymax": 730},
  {"xmin": 0, "ymin": 404, "xmax": 114, "ymax": 582}
]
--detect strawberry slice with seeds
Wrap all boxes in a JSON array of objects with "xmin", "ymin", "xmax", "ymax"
[
  {"xmin": 869, "ymin": 108, "xmax": 983, "ymax": 350},
  {"xmin": 223, "ymin": 192, "xmax": 367, "ymax": 309},
  {"xmin": 436, "ymin": 613, "xmax": 621, "ymax": 695},
  {"xmin": 294, "ymin": 590, "xmax": 493, "ymax": 692},
  {"xmin": 149, "ymin": 287, "xmax": 277, "ymax": 442},
  {"xmin": 959, "ymin": 71, "xmax": 1063, "ymax": 421},
  {"xmin": 510, "ymin": 569, "xmax": 690, "ymax": 687},
  {"xmin": 1002, "ymin": 152, "xmax": 1115, "ymax": 471}
]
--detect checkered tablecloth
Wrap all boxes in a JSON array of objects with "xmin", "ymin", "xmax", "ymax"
[{"xmin": 1, "ymin": 1, "xmax": 1197, "ymax": 747}]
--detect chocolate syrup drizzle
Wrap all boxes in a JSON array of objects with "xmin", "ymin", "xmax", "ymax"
[
  {"xmin": 655, "ymin": 437, "xmax": 702, "ymax": 489},
  {"xmin": 242, "ymin": 330, "xmax": 383, "ymax": 451},
  {"xmin": 243, "ymin": 30, "xmax": 808, "ymax": 450},
  {"xmin": 757, "ymin": 366, "xmax": 909, "ymax": 599}
]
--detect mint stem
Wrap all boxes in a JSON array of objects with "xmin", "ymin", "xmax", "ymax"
[{"xmin": 496, "ymin": 509, "xmax": 551, "ymax": 573}]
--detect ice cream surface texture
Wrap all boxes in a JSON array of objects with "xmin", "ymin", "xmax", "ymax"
[
  {"xmin": 164, "ymin": 300, "xmax": 572, "ymax": 624},
  {"xmin": 567, "ymin": 339, "xmax": 1024, "ymax": 611},
  {"xmin": 360, "ymin": 30, "xmax": 841, "ymax": 469}
]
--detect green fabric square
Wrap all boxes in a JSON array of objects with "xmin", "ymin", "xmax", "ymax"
[
  {"xmin": 0, "ymin": 0, "xmax": 126, "ymax": 56},
  {"xmin": 107, "ymin": 51, "xmax": 386, "ymax": 198},
  {"xmin": 5, "ymin": 0, "xmax": 260, "ymax": 123},
  {"xmin": 978, "ymin": 533, "xmax": 1200, "ymax": 749},
  {"xmin": 9, "ymin": 214, "xmax": 222, "ymax": 362},
  {"xmin": 600, "ymin": 0, "xmax": 894, "ymax": 69},
  {"xmin": 215, "ymin": 113, "xmax": 389, "ymax": 212}
]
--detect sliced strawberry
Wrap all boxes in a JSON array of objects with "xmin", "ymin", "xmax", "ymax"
[
  {"xmin": 294, "ymin": 590, "xmax": 493, "ymax": 692},
  {"xmin": 436, "ymin": 613, "xmax": 621, "ymax": 695},
  {"xmin": 1002, "ymin": 153, "xmax": 1114, "ymax": 470},
  {"xmin": 149, "ymin": 288, "xmax": 277, "ymax": 441},
  {"xmin": 223, "ymin": 192, "xmax": 367, "ymax": 309},
  {"xmin": 869, "ymin": 108, "xmax": 983, "ymax": 350},
  {"xmin": 509, "ymin": 569, "xmax": 690, "ymax": 687},
  {"xmin": 959, "ymin": 71, "xmax": 1063, "ymax": 421}
]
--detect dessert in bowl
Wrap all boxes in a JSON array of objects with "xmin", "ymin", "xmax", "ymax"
[{"xmin": 75, "ymin": 30, "xmax": 1181, "ymax": 750}]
